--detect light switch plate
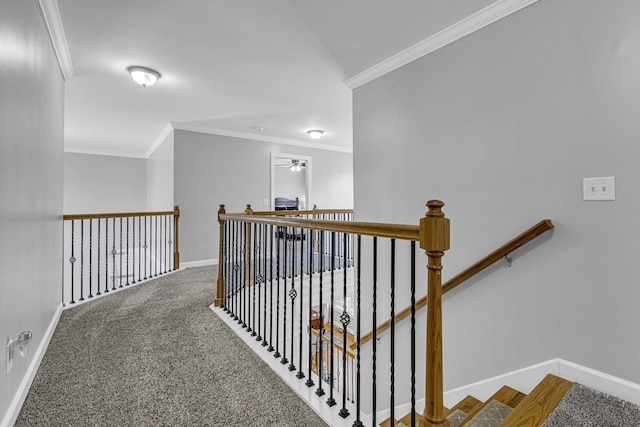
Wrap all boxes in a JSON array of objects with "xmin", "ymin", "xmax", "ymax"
[{"xmin": 583, "ymin": 176, "xmax": 615, "ymax": 201}]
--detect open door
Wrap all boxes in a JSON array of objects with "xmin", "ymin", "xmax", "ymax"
[{"xmin": 270, "ymin": 153, "xmax": 312, "ymax": 211}]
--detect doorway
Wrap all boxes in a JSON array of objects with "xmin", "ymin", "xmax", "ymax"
[{"xmin": 270, "ymin": 152, "xmax": 312, "ymax": 211}]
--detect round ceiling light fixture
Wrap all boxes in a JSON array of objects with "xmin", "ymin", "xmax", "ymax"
[
  {"xmin": 127, "ymin": 66, "xmax": 161, "ymax": 87},
  {"xmin": 307, "ymin": 129, "xmax": 324, "ymax": 140}
]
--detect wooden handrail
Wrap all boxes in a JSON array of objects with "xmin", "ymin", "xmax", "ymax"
[
  {"xmin": 219, "ymin": 213, "xmax": 419, "ymax": 241},
  {"xmin": 354, "ymin": 219, "xmax": 554, "ymax": 349},
  {"xmin": 63, "ymin": 208, "xmax": 180, "ymax": 220},
  {"xmin": 252, "ymin": 208, "xmax": 353, "ymax": 216}
]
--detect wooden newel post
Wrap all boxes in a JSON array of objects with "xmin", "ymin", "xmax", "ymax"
[
  {"xmin": 174, "ymin": 206, "xmax": 180, "ymax": 270},
  {"xmin": 215, "ymin": 204, "xmax": 226, "ymax": 307},
  {"xmin": 420, "ymin": 200, "xmax": 450, "ymax": 427}
]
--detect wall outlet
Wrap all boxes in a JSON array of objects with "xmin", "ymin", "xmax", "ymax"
[{"xmin": 583, "ymin": 176, "xmax": 615, "ymax": 201}]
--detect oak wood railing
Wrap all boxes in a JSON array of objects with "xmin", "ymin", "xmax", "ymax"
[
  {"xmin": 355, "ymin": 219, "xmax": 554, "ymax": 349},
  {"xmin": 215, "ymin": 201, "xmax": 449, "ymax": 426},
  {"xmin": 62, "ymin": 207, "xmax": 180, "ymax": 306}
]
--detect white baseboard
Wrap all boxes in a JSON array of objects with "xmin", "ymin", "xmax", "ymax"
[
  {"xmin": 181, "ymin": 259, "xmax": 218, "ymax": 269},
  {"xmin": 1, "ymin": 303, "xmax": 63, "ymax": 427},
  {"xmin": 443, "ymin": 358, "xmax": 640, "ymax": 408}
]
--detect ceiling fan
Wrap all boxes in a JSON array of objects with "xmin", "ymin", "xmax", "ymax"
[{"xmin": 275, "ymin": 159, "xmax": 306, "ymax": 172}]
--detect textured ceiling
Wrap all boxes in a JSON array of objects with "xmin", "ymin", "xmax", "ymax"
[{"xmin": 57, "ymin": 0, "xmax": 497, "ymax": 157}]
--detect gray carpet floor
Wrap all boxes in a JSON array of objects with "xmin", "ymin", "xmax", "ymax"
[
  {"xmin": 16, "ymin": 267, "xmax": 328, "ymax": 427},
  {"xmin": 542, "ymin": 382, "xmax": 640, "ymax": 427}
]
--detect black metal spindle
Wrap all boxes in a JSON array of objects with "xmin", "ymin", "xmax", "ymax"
[
  {"xmin": 372, "ymin": 236, "xmax": 378, "ymax": 427},
  {"xmin": 119, "ymin": 217, "xmax": 123, "ymax": 288},
  {"xmin": 242, "ymin": 223, "xmax": 247, "ymax": 327},
  {"xmin": 316, "ymin": 230, "xmax": 325, "ymax": 397},
  {"xmin": 96, "ymin": 219, "xmax": 101, "ymax": 296},
  {"xmin": 296, "ymin": 227, "xmax": 305, "ymax": 379},
  {"xmin": 132, "ymin": 216, "xmax": 136, "ymax": 284},
  {"xmin": 143, "ymin": 216, "xmax": 148, "ymax": 280},
  {"xmin": 233, "ymin": 221, "xmax": 239, "ymax": 321},
  {"xmin": 288, "ymin": 227, "xmax": 298, "ymax": 372},
  {"xmin": 79, "ymin": 219, "xmax": 85, "ymax": 301},
  {"xmin": 126, "ymin": 217, "xmax": 129, "ymax": 285},
  {"xmin": 274, "ymin": 227, "xmax": 282, "ymax": 359},
  {"xmin": 69, "ymin": 220, "xmax": 76, "ymax": 304},
  {"xmin": 256, "ymin": 224, "xmax": 262, "ymax": 341},
  {"xmin": 163, "ymin": 215, "xmax": 167, "ymax": 274},
  {"xmin": 111, "ymin": 217, "xmax": 116, "ymax": 291},
  {"xmin": 267, "ymin": 224, "xmax": 274, "ymax": 352},
  {"xmin": 154, "ymin": 215, "xmax": 158, "ymax": 277},
  {"xmin": 352, "ymin": 235, "xmax": 363, "ymax": 427},
  {"xmin": 410, "ymin": 240, "xmax": 416, "ymax": 427},
  {"xmin": 88, "ymin": 219, "xmax": 93, "ymax": 298},
  {"xmin": 305, "ymin": 227, "xmax": 315, "ymax": 388},
  {"xmin": 390, "ymin": 239, "xmax": 396, "ymax": 425},
  {"xmin": 105, "ymin": 218, "xmax": 109, "ymax": 293},
  {"xmin": 261, "ymin": 223, "xmax": 267, "ymax": 346},
  {"xmin": 339, "ymin": 231, "xmax": 351, "ymax": 418},
  {"xmin": 327, "ymin": 231, "xmax": 337, "ymax": 407},
  {"xmin": 249, "ymin": 223, "xmax": 256, "ymax": 336}
]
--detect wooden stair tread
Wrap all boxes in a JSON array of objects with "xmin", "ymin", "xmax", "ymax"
[
  {"xmin": 457, "ymin": 386, "xmax": 527, "ymax": 427},
  {"xmin": 447, "ymin": 395, "xmax": 483, "ymax": 416},
  {"xmin": 499, "ymin": 374, "xmax": 573, "ymax": 427}
]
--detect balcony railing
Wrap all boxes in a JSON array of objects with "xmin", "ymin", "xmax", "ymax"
[{"xmin": 62, "ymin": 207, "xmax": 180, "ymax": 306}]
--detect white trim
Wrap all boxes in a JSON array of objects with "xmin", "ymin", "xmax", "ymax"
[
  {"xmin": 344, "ymin": 0, "xmax": 540, "ymax": 89},
  {"xmin": 181, "ymin": 259, "xmax": 217, "ymax": 268},
  {"xmin": 442, "ymin": 358, "xmax": 640, "ymax": 408},
  {"xmin": 63, "ymin": 147, "xmax": 148, "ymax": 159},
  {"xmin": 1, "ymin": 303, "xmax": 63, "ymax": 427},
  {"xmin": 36, "ymin": 0, "xmax": 75, "ymax": 81},
  {"xmin": 145, "ymin": 123, "xmax": 174, "ymax": 159},
  {"xmin": 172, "ymin": 123, "xmax": 353, "ymax": 154},
  {"xmin": 270, "ymin": 152, "xmax": 313, "ymax": 211}
]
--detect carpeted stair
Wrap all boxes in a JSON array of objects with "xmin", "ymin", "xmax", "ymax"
[{"xmin": 385, "ymin": 374, "xmax": 640, "ymax": 426}]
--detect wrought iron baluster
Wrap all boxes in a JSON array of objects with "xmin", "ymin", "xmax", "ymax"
[
  {"xmin": 96, "ymin": 219, "xmax": 101, "ymax": 296},
  {"xmin": 154, "ymin": 215, "xmax": 158, "ymax": 277},
  {"xmin": 352, "ymin": 235, "xmax": 363, "ymax": 427},
  {"xmin": 241, "ymin": 222, "xmax": 247, "ymax": 327},
  {"xmin": 288, "ymin": 227, "xmax": 297, "ymax": 371},
  {"xmin": 132, "ymin": 216, "xmax": 136, "ymax": 284},
  {"xmin": 125, "ymin": 216, "xmax": 129, "ymax": 285},
  {"xmin": 267, "ymin": 224, "xmax": 274, "ymax": 352},
  {"xmin": 281, "ymin": 228, "xmax": 290, "ymax": 366},
  {"xmin": 372, "ymin": 236, "xmax": 378, "ymax": 427},
  {"xmin": 339, "ymin": 231, "xmax": 351, "ymax": 417},
  {"xmin": 410, "ymin": 240, "xmax": 416, "ymax": 427},
  {"xmin": 327, "ymin": 231, "xmax": 337, "ymax": 407},
  {"xmin": 112, "ymin": 217, "xmax": 116, "ymax": 290},
  {"xmin": 256, "ymin": 224, "xmax": 263, "ymax": 342},
  {"xmin": 261, "ymin": 223, "xmax": 268, "ymax": 346},
  {"xmin": 119, "ymin": 217, "xmax": 123, "ymax": 288},
  {"xmin": 274, "ymin": 227, "xmax": 282, "ymax": 359},
  {"xmin": 105, "ymin": 218, "xmax": 109, "ymax": 293},
  {"xmin": 233, "ymin": 221, "xmax": 240, "ymax": 321},
  {"xmin": 163, "ymin": 214, "xmax": 167, "ymax": 274},
  {"xmin": 305, "ymin": 227, "xmax": 314, "ymax": 388},
  {"xmin": 390, "ymin": 239, "xmax": 396, "ymax": 425},
  {"xmin": 79, "ymin": 219, "xmax": 85, "ymax": 301},
  {"xmin": 296, "ymin": 227, "xmax": 305, "ymax": 379},
  {"xmin": 144, "ymin": 216, "xmax": 148, "ymax": 280},
  {"xmin": 69, "ymin": 220, "xmax": 76, "ymax": 304},
  {"xmin": 249, "ymin": 223, "xmax": 256, "ymax": 336},
  {"xmin": 316, "ymin": 230, "xmax": 325, "ymax": 397},
  {"xmin": 88, "ymin": 219, "xmax": 93, "ymax": 298}
]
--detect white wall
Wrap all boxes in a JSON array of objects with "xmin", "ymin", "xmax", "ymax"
[
  {"xmin": 64, "ymin": 153, "xmax": 147, "ymax": 214},
  {"xmin": 353, "ymin": 0, "xmax": 640, "ymax": 398},
  {"xmin": 147, "ymin": 130, "xmax": 174, "ymax": 211},
  {"xmin": 0, "ymin": 1, "xmax": 64, "ymax": 424},
  {"xmin": 174, "ymin": 130, "xmax": 353, "ymax": 263}
]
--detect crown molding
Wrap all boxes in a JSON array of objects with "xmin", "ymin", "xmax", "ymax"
[
  {"xmin": 36, "ymin": 0, "xmax": 75, "ymax": 81},
  {"xmin": 171, "ymin": 123, "xmax": 353, "ymax": 154},
  {"xmin": 344, "ymin": 0, "xmax": 540, "ymax": 89}
]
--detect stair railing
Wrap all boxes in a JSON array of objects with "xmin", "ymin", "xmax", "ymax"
[
  {"xmin": 355, "ymin": 219, "xmax": 554, "ymax": 349},
  {"xmin": 62, "ymin": 207, "xmax": 180, "ymax": 306},
  {"xmin": 215, "ymin": 200, "xmax": 449, "ymax": 426}
]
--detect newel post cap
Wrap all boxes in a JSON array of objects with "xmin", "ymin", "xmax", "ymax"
[{"xmin": 420, "ymin": 200, "xmax": 450, "ymax": 252}]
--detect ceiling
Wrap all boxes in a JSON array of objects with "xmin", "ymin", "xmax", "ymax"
[{"xmin": 56, "ymin": 0, "xmax": 498, "ymax": 158}]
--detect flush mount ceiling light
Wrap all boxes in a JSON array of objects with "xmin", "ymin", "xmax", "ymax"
[
  {"xmin": 127, "ymin": 66, "xmax": 161, "ymax": 87},
  {"xmin": 307, "ymin": 130, "xmax": 324, "ymax": 140}
]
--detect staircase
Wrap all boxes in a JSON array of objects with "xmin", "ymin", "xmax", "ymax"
[{"xmin": 382, "ymin": 374, "xmax": 573, "ymax": 427}]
